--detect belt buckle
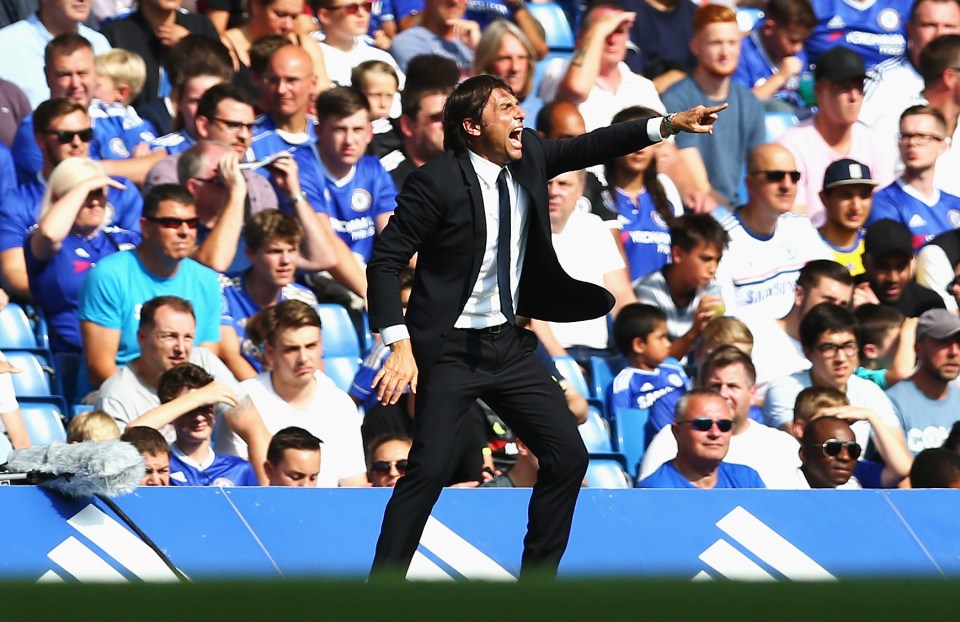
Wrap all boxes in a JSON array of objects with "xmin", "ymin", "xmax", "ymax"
[{"xmin": 487, "ymin": 323, "xmax": 506, "ymax": 334}]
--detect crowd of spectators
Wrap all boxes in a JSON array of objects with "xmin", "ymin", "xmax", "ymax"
[{"xmin": 0, "ymin": 0, "xmax": 959, "ymax": 492}]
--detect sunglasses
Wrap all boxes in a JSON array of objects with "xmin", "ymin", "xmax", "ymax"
[
  {"xmin": 45, "ymin": 128, "xmax": 94, "ymax": 144},
  {"xmin": 332, "ymin": 1, "xmax": 372, "ymax": 14},
  {"xmin": 144, "ymin": 215, "xmax": 200, "ymax": 229},
  {"xmin": 371, "ymin": 459, "xmax": 408, "ymax": 475},
  {"xmin": 808, "ymin": 439, "xmax": 862, "ymax": 460},
  {"xmin": 750, "ymin": 170, "xmax": 801, "ymax": 183},
  {"xmin": 677, "ymin": 418, "xmax": 733, "ymax": 433}
]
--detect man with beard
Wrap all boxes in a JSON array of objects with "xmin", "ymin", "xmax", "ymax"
[{"xmin": 887, "ymin": 308, "xmax": 960, "ymax": 454}]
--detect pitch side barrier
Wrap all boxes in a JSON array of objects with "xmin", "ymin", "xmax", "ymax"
[{"xmin": 1, "ymin": 487, "xmax": 957, "ymax": 582}]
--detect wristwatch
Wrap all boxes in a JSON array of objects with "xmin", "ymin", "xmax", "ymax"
[
  {"xmin": 288, "ymin": 190, "xmax": 307, "ymax": 206},
  {"xmin": 663, "ymin": 112, "xmax": 679, "ymax": 136}
]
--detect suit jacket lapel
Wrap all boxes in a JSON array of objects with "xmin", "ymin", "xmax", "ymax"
[{"xmin": 457, "ymin": 154, "xmax": 487, "ymax": 283}]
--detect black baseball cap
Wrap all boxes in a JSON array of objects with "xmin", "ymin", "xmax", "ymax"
[
  {"xmin": 864, "ymin": 219, "xmax": 913, "ymax": 258},
  {"xmin": 814, "ymin": 46, "xmax": 867, "ymax": 83},
  {"xmin": 822, "ymin": 158, "xmax": 878, "ymax": 191}
]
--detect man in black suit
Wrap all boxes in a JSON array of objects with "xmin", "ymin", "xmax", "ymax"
[{"xmin": 367, "ymin": 74, "xmax": 725, "ymax": 579}]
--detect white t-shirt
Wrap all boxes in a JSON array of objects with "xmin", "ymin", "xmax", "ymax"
[
  {"xmin": 860, "ymin": 56, "xmax": 924, "ymax": 129},
  {"xmin": 638, "ymin": 419, "xmax": 801, "ymax": 489},
  {"xmin": 550, "ymin": 210, "xmax": 625, "ymax": 349},
  {"xmin": 745, "ymin": 316, "xmax": 811, "ymax": 397},
  {"xmin": 716, "ymin": 211, "xmax": 832, "ymax": 323},
  {"xmin": 230, "ymin": 370, "xmax": 366, "ymax": 487},
  {"xmin": 538, "ymin": 59, "xmax": 665, "ymax": 132},
  {"xmin": 316, "ymin": 38, "xmax": 404, "ymax": 117},
  {"xmin": 777, "ymin": 119, "xmax": 897, "ymax": 227},
  {"xmin": 762, "ymin": 370, "xmax": 903, "ymax": 450},
  {"xmin": 790, "ymin": 466, "xmax": 862, "ymax": 489}
]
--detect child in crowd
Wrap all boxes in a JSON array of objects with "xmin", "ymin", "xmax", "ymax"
[
  {"xmin": 610, "ymin": 304, "xmax": 691, "ymax": 438},
  {"xmin": 853, "ymin": 304, "xmax": 918, "ymax": 390},
  {"xmin": 94, "ymin": 49, "xmax": 148, "ymax": 107},
  {"xmin": 352, "ymin": 60, "xmax": 400, "ymax": 120},
  {"xmin": 66, "ymin": 410, "xmax": 121, "ymax": 443},
  {"xmin": 691, "ymin": 316, "xmax": 754, "ymax": 372},
  {"xmin": 634, "ymin": 213, "xmax": 729, "ymax": 361},
  {"xmin": 120, "ymin": 426, "xmax": 170, "ymax": 486}
]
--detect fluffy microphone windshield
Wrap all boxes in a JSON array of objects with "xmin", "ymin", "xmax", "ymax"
[{"xmin": 6, "ymin": 440, "xmax": 145, "ymax": 498}]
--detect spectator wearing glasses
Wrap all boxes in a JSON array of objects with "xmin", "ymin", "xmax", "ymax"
[
  {"xmin": 869, "ymin": 105, "xmax": 960, "ymax": 246},
  {"xmin": 24, "ymin": 158, "xmax": 140, "ymax": 355},
  {"xmin": 763, "ymin": 303, "xmax": 906, "ymax": 456},
  {"xmin": 264, "ymin": 426, "xmax": 323, "ymax": 487},
  {"xmin": 368, "ymin": 433, "xmax": 411, "ymax": 487},
  {"xmin": 10, "ymin": 34, "xmax": 156, "ymax": 185},
  {"xmin": 137, "ymin": 363, "xmax": 261, "ymax": 486},
  {"xmin": 1, "ymin": 98, "xmax": 144, "ymax": 303},
  {"xmin": 145, "ymin": 83, "xmax": 280, "ymax": 216},
  {"xmin": 637, "ymin": 389, "xmax": 766, "ymax": 489},
  {"xmin": 639, "ymin": 346, "xmax": 801, "ymax": 489},
  {"xmin": 791, "ymin": 386, "xmax": 913, "ymax": 488},
  {"xmin": 887, "ymin": 308, "xmax": 960, "ymax": 455},
  {"xmin": 147, "ymin": 59, "xmax": 233, "ymax": 157},
  {"xmin": 715, "ymin": 143, "xmax": 831, "ymax": 322},
  {"xmin": 79, "ymin": 185, "xmax": 222, "ymax": 388},
  {"xmin": 312, "ymin": 0, "xmax": 404, "ymax": 89},
  {"xmin": 777, "ymin": 45, "xmax": 895, "ymax": 226}
]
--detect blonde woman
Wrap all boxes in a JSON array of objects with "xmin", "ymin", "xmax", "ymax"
[{"xmin": 25, "ymin": 158, "xmax": 141, "ymax": 355}]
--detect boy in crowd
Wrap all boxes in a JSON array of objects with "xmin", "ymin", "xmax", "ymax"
[
  {"xmin": 264, "ymin": 426, "xmax": 323, "ymax": 487},
  {"xmin": 120, "ymin": 426, "xmax": 170, "ymax": 486},
  {"xmin": 610, "ymin": 304, "xmax": 691, "ymax": 438},
  {"xmin": 854, "ymin": 304, "xmax": 918, "ymax": 390},
  {"xmin": 94, "ymin": 49, "xmax": 149, "ymax": 110},
  {"xmin": 67, "ymin": 410, "xmax": 121, "ymax": 443},
  {"xmin": 134, "ymin": 363, "xmax": 260, "ymax": 487},
  {"xmin": 352, "ymin": 61, "xmax": 402, "ymax": 156},
  {"xmin": 634, "ymin": 213, "xmax": 728, "ymax": 362},
  {"xmin": 817, "ymin": 158, "xmax": 877, "ymax": 276},
  {"xmin": 733, "ymin": 0, "xmax": 817, "ymax": 111}
]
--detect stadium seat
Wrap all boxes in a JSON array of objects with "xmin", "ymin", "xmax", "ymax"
[
  {"xmin": 360, "ymin": 311, "xmax": 375, "ymax": 355},
  {"xmin": 5, "ymin": 350, "xmax": 54, "ymax": 396},
  {"xmin": 579, "ymin": 402, "xmax": 614, "ymax": 453},
  {"xmin": 588, "ymin": 355, "xmax": 625, "ymax": 404},
  {"xmin": 21, "ymin": 304, "xmax": 50, "ymax": 351},
  {"xmin": 54, "ymin": 352, "xmax": 91, "ymax": 410},
  {"xmin": 584, "ymin": 457, "xmax": 632, "ymax": 489},
  {"xmin": 18, "ymin": 397, "xmax": 68, "ymax": 445},
  {"xmin": 526, "ymin": 2, "xmax": 575, "ymax": 50},
  {"xmin": 323, "ymin": 356, "xmax": 360, "ymax": 394},
  {"xmin": 317, "ymin": 304, "xmax": 361, "ymax": 359},
  {"xmin": 0, "ymin": 304, "xmax": 41, "ymax": 350},
  {"xmin": 552, "ymin": 355, "xmax": 589, "ymax": 397},
  {"xmin": 612, "ymin": 406, "xmax": 651, "ymax": 480},
  {"xmin": 764, "ymin": 110, "xmax": 799, "ymax": 142},
  {"xmin": 736, "ymin": 7, "xmax": 764, "ymax": 33}
]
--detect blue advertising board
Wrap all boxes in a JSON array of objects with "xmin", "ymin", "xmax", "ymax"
[{"xmin": 0, "ymin": 487, "xmax": 957, "ymax": 582}]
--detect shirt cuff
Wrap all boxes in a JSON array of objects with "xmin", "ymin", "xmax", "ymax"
[
  {"xmin": 647, "ymin": 117, "xmax": 666, "ymax": 143},
  {"xmin": 380, "ymin": 324, "xmax": 410, "ymax": 345}
]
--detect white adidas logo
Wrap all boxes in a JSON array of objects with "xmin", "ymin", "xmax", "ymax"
[
  {"xmin": 408, "ymin": 516, "xmax": 516, "ymax": 581},
  {"xmin": 908, "ymin": 214, "xmax": 927, "ymax": 228},
  {"xmin": 827, "ymin": 15, "xmax": 845, "ymax": 29},
  {"xmin": 39, "ymin": 505, "xmax": 182, "ymax": 583},
  {"xmin": 694, "ymin": 506, "xmax": 835, "ymax": 581}
]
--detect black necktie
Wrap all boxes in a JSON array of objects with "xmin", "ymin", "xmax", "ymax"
[{"xmin": 496, "ymin": 169, "xmax": 515, "ymax": 324}]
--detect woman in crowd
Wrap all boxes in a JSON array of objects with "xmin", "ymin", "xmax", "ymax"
[
  {"xmin": 472, "ymin": 20, "xmax": 543, "ymax": 125},
  {"xmin": 603, "ymin": 105, "xmax": 684, "ymax": 281},
  {"xmin": 24, "ymin": 158, "xmax": 141, "ymax": 354}
]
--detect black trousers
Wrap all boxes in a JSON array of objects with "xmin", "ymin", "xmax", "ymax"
[{"xmin": 370, "ymin": 324, "xmax": 589, "ymax": 580}]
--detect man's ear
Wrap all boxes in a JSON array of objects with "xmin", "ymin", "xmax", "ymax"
[
  {"xmin": 263, "ymin": 460, "xmax": 274, "ymax": 482},
  {"xmin": 463, "ymin": 117, "xmax": 482, "ymax": 138},
  {"xmin": 862, "ymin": 343, "xmax": 879, "ymax": 360},
  {"xmin": 399, "ymin": 113, "xmax": 414, "ymax": 139}
]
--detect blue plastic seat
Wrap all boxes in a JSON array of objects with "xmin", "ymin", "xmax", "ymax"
[
  {"xmin": 765, "ymin": 110, "xmax": 800, "ymax": 142},
  {"xmin": 5, "ymin": 350, "xmax": 54, "ymax": 396},
  {"xmin": 552, "ymin": 355, "xmax": 589, "ymax": 397},
  {"xmin": 0, "ymin": 304, "xmax": 41, "ymax": 350},
  {"xmin": 612, "ymin": 406, "xmax": 651, "ymax": 480},
  {"xmin": 579, "ymin": 402, "xmax": 614, "ymax": 453},
  {"xmin": 18, "ymin": 397, "xmax": 68, "ymax": 445},
  {"xmin": 588, "ymin": 355, "xmax": 625, "ymax": 406},
  {"xmin": 584, "ymin": 457, "xmax": 632, "ymax": 489},
  {"xmin": 317, "ymin": 304, "xmax": 361, "ymax": 359},
  {"xmin": 323, "ymin": 356, "xmax": 360, "ymax": 394},
  {"xmin": 526, "ymin": 1, "xmax": 575, "ymax": 50}
]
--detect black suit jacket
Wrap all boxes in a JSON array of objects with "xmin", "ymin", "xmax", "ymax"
[{"xmin": 367, "ymin": 117, "xmax": 659, "ymax": 373}]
